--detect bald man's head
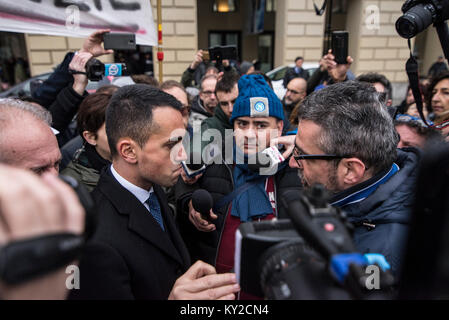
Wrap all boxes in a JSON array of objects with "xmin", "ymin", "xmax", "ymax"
[
  {"xmin": 0, "ymin": 100, "xmax": 61, "ymax": 176},
  {"xmin": 284, "ymin": 77, "xmax": 307, "ymax": 108}
]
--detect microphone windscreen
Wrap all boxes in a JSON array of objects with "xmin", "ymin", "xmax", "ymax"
[{"xmin": 192, "ymin": 189, "xmax": 213, "ymax": 214}]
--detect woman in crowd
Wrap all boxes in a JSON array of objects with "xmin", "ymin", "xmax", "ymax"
[
  {"xmin": 427, "ymin": 71, "xmax": 449, "ymax": 139},
  {"xmin": 61, "ymin": 91, "xmax": 115, "ymax": 191}
]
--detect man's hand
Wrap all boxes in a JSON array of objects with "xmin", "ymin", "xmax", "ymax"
[
  {"xmin": 0, "ymin": 165, "xmax": 85, "ymax": 299},
  {"xmin": 271, "ymin": 135, "xmax": 296, "ymax": 160},
  {"xmin": 79, "ymin": 29, "xmax": 114, "ymax": 57},
  {"xmin": 69, "ymin": 51, "xmax": 93, "ymax": 95},
  {"xmin": 190, "ymin": 50, "xmax": 204, "ymax": 70},
  {"xmin": 322, "ymin": 49, "xmax": 353, "ymax": 83},
  {"xmin": 168, "ymin": 260, "xmax": 239, "ymax": 300},
  {"xmin": 188, "ymin": 200, "xmax": 217, "ymax": 232}
]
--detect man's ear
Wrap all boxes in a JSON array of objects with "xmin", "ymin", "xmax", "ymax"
[
  {"xmin": 82, "ymin": 131, "xmax": 97, "ymax": 146},
  {"xmin": 117, "ymin": 138, "xmax": 138, "ymax": 164},
  {"xmin": 338, "ymin": 157, "xmax": 367, "ymax": 187}
]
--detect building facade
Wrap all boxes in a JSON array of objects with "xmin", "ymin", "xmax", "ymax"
[{"xmin": 1, "ymin": 0, "xmax": 445, "ymax": 102}]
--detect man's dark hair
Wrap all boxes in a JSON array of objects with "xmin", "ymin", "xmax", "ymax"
[
  {"xmin": 298, "ymin": 81, "xmax": 399, "ymax": 174},
  {"xmin": 96, "ymin": 85, "xmax": 119, "ymax": 95},
  {"xmin": 106, "ymin": 84, "xmax": 182, "ymax": 158},
  {"xmin": 131, "ymin": 74, "xmax": 159, "ymax": 87},
  {"xmin": 295, "ymin": 56, "xmax": 304, "ymax": 62},
  {"xmin": 77, "ymin": 92, "xmax": 113, "ymax": 138},
  {"xmin": 426, "ymin": 71, "xmax": 449, "ymax": 111},
  {"xmin": 215, "ymin": 73, "xmax": 239, "ymax": 94},
  {"xmin": 356, "ymin": 72, "xmax": 393, "ymax": 101},
  {"xmin": 160, "ymin": 80, "xmax": 187, "ymax": 95}
]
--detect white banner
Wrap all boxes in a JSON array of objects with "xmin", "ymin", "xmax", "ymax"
[{"xmin": 0, "ymin": 0, "xmax": 157, "ymax": 46}]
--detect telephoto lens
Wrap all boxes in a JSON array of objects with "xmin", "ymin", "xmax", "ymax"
[{"xmin": 396, "ymin": 3, "xmax": 435, "ymax": 38}]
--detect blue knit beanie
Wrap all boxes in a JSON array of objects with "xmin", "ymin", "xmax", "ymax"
[{"xmin": 230, "ymin": 74, "xmax": 284, "ymax": 123}]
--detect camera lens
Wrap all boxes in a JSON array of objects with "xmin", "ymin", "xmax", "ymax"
[
  {"xmin": 85, "ymin": 58, "xmax": 105, "ymax": 81},
  {"xmin": 396, "ymin": 4, "xmax": 435, "ymax": 39}
]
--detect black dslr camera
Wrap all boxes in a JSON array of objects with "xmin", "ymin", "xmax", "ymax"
[
  {"xmin": 0, "ymin": 175, "xmax": 96, "ymax": 285},
  {"xmin": 237, "ymin": 185, "xmax": 395, "ymax": 299},
  {"xmin": 396, "ymin": 0, "xmax": 449, "ymax": 39}
]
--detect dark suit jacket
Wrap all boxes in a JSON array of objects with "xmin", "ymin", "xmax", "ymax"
[
  {"xmin": 283, "ymin": 67, "xmax": 309, "ymax": 88},
  {"xmin": 69, "ymin": 168, "xmax": 191, "ymax": 300}
]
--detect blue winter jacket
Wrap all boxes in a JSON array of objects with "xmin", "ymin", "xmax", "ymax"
[{"xmin": 342, "ymin": 148, "xmax": 420, "ymax": 276}]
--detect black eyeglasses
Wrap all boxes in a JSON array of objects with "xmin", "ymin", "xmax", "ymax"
[
  {"xmin": 286, "ymin": 88, "xmax": 305, "ymax": 95},
  {"xmin": 292, "ymin": 146, "xmax": 348, "ymax": 162}
]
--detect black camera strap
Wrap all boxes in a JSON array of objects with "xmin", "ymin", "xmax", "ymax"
[
  {"xmin": 68, "ymin": 69, "xmax": 87, "ymax": 76},
  {"xmin": 405, "ymin": 39, "xmax": 431, "ymax": 127},
  {"xmin": 0, "ymin": 233, "xmax": 84, "ymax": 285}
]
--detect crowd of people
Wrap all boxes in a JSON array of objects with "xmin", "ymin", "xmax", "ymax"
[{"xmin": 0, "ymin": 29, "xmax": 448, "ymax": 300}]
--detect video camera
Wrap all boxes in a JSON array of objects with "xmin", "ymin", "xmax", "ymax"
[
  {"xmin": 82, "ymin": 58, "xmax": 129, "ymax": 81},
  {"xmin": 70, "ymin": 32, "xmax": 136, "ymax": 81},
  {"xmin": 0, "ymin": 175, "xmax": 96, "ymax": 285},
  {"xmin": 396, "ymin": 0, "xmax": 449, "ymax": 39},
  {"xmin": 236, "ymin": 185, "xmax": 395, "ymax": 299}
]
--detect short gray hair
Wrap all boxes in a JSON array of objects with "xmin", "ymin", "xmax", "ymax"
[
  {"xmin": 298, "ymin": 81, "xmax": 399, "ymax": 174},
  {"xmin": 0, "ymin": 98, "xmax": 52, "ymax": 127}
]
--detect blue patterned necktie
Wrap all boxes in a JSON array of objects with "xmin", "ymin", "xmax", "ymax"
[{"xmin": 146, "ymin": 192, "xmax": 165, "ymax": 231}]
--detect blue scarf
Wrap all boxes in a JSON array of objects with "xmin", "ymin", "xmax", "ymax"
[
  {"xmin": 331, "ymin": 163, "xmax": 400, "ymax": 208},
  {"xmin": 231, "ymin": 143, "xmax": 287, "ymax": 222}
]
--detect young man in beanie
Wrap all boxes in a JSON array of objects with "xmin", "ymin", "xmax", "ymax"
[{"xmin": 175, "ymin": 75, "xmax": 302, "ymax": 293}]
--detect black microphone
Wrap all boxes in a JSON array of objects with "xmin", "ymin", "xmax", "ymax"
[{"xmin": 192, "ymin": 189, "xmax": 214, "ymax": 222}]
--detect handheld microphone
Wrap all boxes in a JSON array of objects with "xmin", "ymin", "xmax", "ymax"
[{"xmin": 191, "ymin": 189, "xmax": 214, "ymax": 222}]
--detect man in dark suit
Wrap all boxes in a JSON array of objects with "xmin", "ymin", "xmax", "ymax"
[
  {"xmin": 70, "ymin": 84, "xmax": 239, "ymax": 300},
  {"xmin": 283, "ymin": 56, "xmax": 309, "ymax": 88}
]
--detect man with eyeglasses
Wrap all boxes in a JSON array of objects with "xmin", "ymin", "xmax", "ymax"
[
  {"xmin": 192, "ymin": 74, "xmax": 240, "ymax": 157},
  {"xmin": 283, "ymin": 77, "xmax": 307, "ymax": 132},
  {"xmin": 189, "ymin": 74, "xmax": 218, "ymax": 126},
  {"xmin": 175, "ymin": 75, "xmax": 302, "ymax": 297},
  {"xmin": 288, "ymin": 81, "xmax": 421, "ymax": 276}
]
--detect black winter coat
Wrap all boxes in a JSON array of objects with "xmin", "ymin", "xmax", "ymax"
[{"xmin": 175, "ymin": 163, "xmax": 302, "ymax": 265}]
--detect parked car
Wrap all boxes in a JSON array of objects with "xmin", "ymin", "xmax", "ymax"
[
  {"xmin": 0, "ymin": 73, "xmax": 52, "ymax": 98},
  {"xmin": 267, "ymin": 62, "xmax": 319, "ymax": 100},
  {"xmin": 0, "ymin": 73, "xmax": 104, "ymax": 98}
]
